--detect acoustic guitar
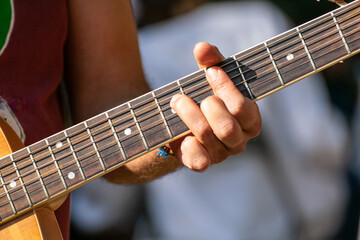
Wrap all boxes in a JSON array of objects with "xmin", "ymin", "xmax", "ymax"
[{"xmin": 0, "ymin": 0, "xmax": 360, "ymax": 238}]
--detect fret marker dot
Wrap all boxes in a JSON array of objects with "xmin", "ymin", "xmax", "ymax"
[
  {"xmin": 56, "ymin": 142, "xmax": 63, "ymax": 148},
  {"xmin": 171, "ymin": 109, "xmax": 176, "ymax": 114},
  {"xmin": 9, "ymin": 181, "xmax": 16, "ymax": 188},
  {"xmin": 286, "ymin": 54, "xmax": 294, "ymax": 61},
  {"xmin": 124, "ymin": 128, "xmax": 132, "ymax": 135},
  {"xmin": 68, "ymin": 172, "xmax": 75, "ymax": 180}
]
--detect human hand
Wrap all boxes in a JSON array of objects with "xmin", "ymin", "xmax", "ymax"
[{"xmin": 169, "ymin": 42, "xmax": 262, "ymax": 171}]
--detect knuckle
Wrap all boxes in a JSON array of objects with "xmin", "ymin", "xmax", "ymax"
[
  {"xmin": 209, "ymin": 143, "xmax": 229, "ymax": 165},
  {"xmin": 247, "ymin": 118, "xmax": 262, "ymax": 138},
  {"xmin": 217, "ymin": 119, "xmax": 238, "ymax": 142},
  {"xmin": 239, "ymin": 142, "xmax": 247, "ymax": 153},
  {"xmin": 199, "ymin": 99, "xmax": 207, "ymax": 110},
  {"xmin": 197, "ymin": 124, "xmax": 214, "ymax": 141},
  {"xmin": 254, "ymin": 119, "xmax": 262, "ymax": 135},
  {"xmin": 212, "ymin": 153, "xmax": 228, "ymax": 165},
  {"xmin": 234, "ymin": 142, "xmax": 247, "ymax": 154},
  {"xmin": 200, "ymin": 96, "xmax": 217, "ymax": 109},
  {"xmin": 230, "ymin": 98, "xmax": 246, "ymax": 117}
]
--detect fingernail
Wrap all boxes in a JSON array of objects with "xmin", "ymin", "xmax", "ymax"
[
  {"xmin": 206, "ymin": 68, "xmax": 219, "ymax": 80},
  {"xmin": 170, "ymin": 94, "xmax": 181, "ymax": 107},
  {"xmin": 171, "ymin": 94, "xmax": 181, "ymax": 102}
]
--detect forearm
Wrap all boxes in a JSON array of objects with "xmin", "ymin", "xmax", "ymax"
[
  {"xmin": 65, "ymin": 0, "xmax": 180, "ymax": 184},
  {"xmin": 103, "ymin": 150, "xmax": 182, "ymax": 184},
  {"xmin": 65, "ymin": 0, "xmax": 149, "ymax": 123}
]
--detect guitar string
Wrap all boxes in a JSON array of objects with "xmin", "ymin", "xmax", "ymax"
[
  {"xmin": 1, "ymin": 23, "xmax": 356, "ymax": 182},
  {"xmin": 124, "ymin": 13, "xmax": 360, "ymax": 119},
  {"xmin": 229, "ymin": 11, "xmax": 360, "ymax": 81},
  {"xmin": 1, "ymin": 16, "xmax": 359, "ymax": 186},
  {"xmin": 0, "ymin": 15, "xmax": 359, "ymax": 192},
  {"xmin": 0, "ymin": 4, "xmax": 358, "ymax": 212},
  {"xmin": 177, "ymin": 2, "xmax": 360, "ymax": 85},
  {"xmin": 2, "ymin": 1, "xmax": 358, "ymax": 170},
  {"xmin": 0, "ymin": 3, "xmax": 358, "ymax": 212},
  {"xmin": 7, "ymin": 7, "xmax": 358, "ymax": 208},
  {"xmin": 0, "ymin": 4, "xmax": 360, "ymax": 209},
  {"xmin": 0, "ymin": 147, "xmax": 132, "ymax": 211},
  {"xmin": 0, "ymin": 30, "xmax": 359, "ymax": 210},
  {"xmin": 125, "ymin": 9, "xmax": 360, "ymax": 112},
  {"xmin": 0, "ymin": 47, "xmax": 359, "ymax": 212}
]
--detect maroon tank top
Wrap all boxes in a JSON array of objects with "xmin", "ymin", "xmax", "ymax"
[{"xmin": 0, "ymin": 1, "xmax": 70, "ymax": 239}]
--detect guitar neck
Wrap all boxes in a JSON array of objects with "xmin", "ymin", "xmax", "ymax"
[{"xmin": 0, "ymin": 0, "xmax": 359, "ymax": 225}]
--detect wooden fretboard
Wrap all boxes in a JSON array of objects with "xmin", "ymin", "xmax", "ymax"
[{"xmin": 0, "ymin": 0, "xmax": 359, "ymax": 224}]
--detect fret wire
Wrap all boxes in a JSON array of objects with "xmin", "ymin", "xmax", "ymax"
[
  {"xmin": 0, "ymin": 171, "xmax": 16, "ymax": 214},
  {"xmin": 231, "ymin": 6, "xmax": 356, "ymax": 76},
  {"xmin": 14, "ymin": 14, "xmax": 358, "ymax": 165},
  {"xmin": 295, "ymin": 26, "xmax": 337, "ymax": 50},
  {"xmin": 235, "ymin": 14, "xmax": 353, "ymax": 78},
  {"xmin": 331, "ymin": 12, "xmax": 352, "ymax": 54},
  {"xmin": 154, "ymin": 26, "xmax": 358, "ymax": 115},
  {"xmin": 271, "ymin": 30, "xmax": 347, "ymax": 71},
  {"xmin": 127, "ymin": 102, "xmax": 149, "ymax": 150},
  {"xmin": 107, "ymin": 10, "xmax": 360, "ymax": 119},
  {"xmin": 201, "ymin": 68, "xmax": 215, "ymax": 96},
  {"xmin": 296, "ymin": 27, "xmax": 317, "ymax": 71},
  {"xmin": 232, "ymin": 55, "xmax": 254, "ymax": 100},
  {"xmin": 227, "ymin": 4, "xmax": 355, "ymax": 76},
  {"xmin": 105, "ymin": 112, "xmax": 127, "ymax": 160},
  {"xmin": 232, "ymin": 1, "xmax": 358, "ymax": 67},
  {"xmin": 236, "ymin": 56, "xmax": 276, "ymax": 82},
  {"xmin": 152, "ymin": 91, "xmax": 174, "ymax": 139},
  {"xmin": 243, "ymin": 38, "xmax": 358, "ymax": 97},
  {"xmin": 131, "ymin": 93, "xmax": 161, "ymax": 110},
  {"xmin": 0, "ymin": 14, "xmax": 356, "ymax": 214},
  {"xmin": 45, "ymin": 139, "xmax": 68, "ymax": 190},
  {"xmin": 0, "ymin": 0, "xmax": 358, "ymax": 199},
  {"xmin": 84, "ymin": 122, "xmax": 106, "ymax": 171},
  {"xmin": 10, "ymin": 8, "xmax": 360, "ymax": 169},
  {"xmin": 26, "ymin": 147, "xmax": 49, "ymax": 199},
  {"xmin": 240, "ymin": 46, "xmax": 316, "ymax": 91},
  {"xmin": 105, "ymin": 33, "xmax": 318, "ymax": 127},
  {"xmin": 10, "ymin": 155, "xmax": 32, "ymax": 207},
  {"xmin": 64, "ymin": 131, "xmax": 86, "ymax": 181},
  {"xmin": 23, "ymin": 31, "xmax": 338, "ymax": 168},
  {"xmin": 0, "ymin": 25, "xmax": 354, "ymax": 202},
  {"xmin": 2, "ymin": 22, "xmax": 358, "ymax": 185},
  {"xmin": 303, "ymin": 14, "xmax": 354, "ymax": 46},
  {"xmin": 176, "ymin": 79, "xmax": 185, "ymax": 95},
  {"xmin": 264, "ymin": 42, "xmax": 284, "ymax": 86},
  {"xmin": 28, "ymin": 7, "xmax": 360, "ymax": 152},
  {"xmin": 180, "ymin": 74, "xmax": 209, "ymax": 98}
]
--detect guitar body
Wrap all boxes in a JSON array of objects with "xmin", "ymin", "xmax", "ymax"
[
  {"xmin": 0, "ymin": 208, "xmax": 62, "ymax": 240},
  {"xmin": 0, "ymin": 118, "xmax": 64, "ymax": 240}
]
